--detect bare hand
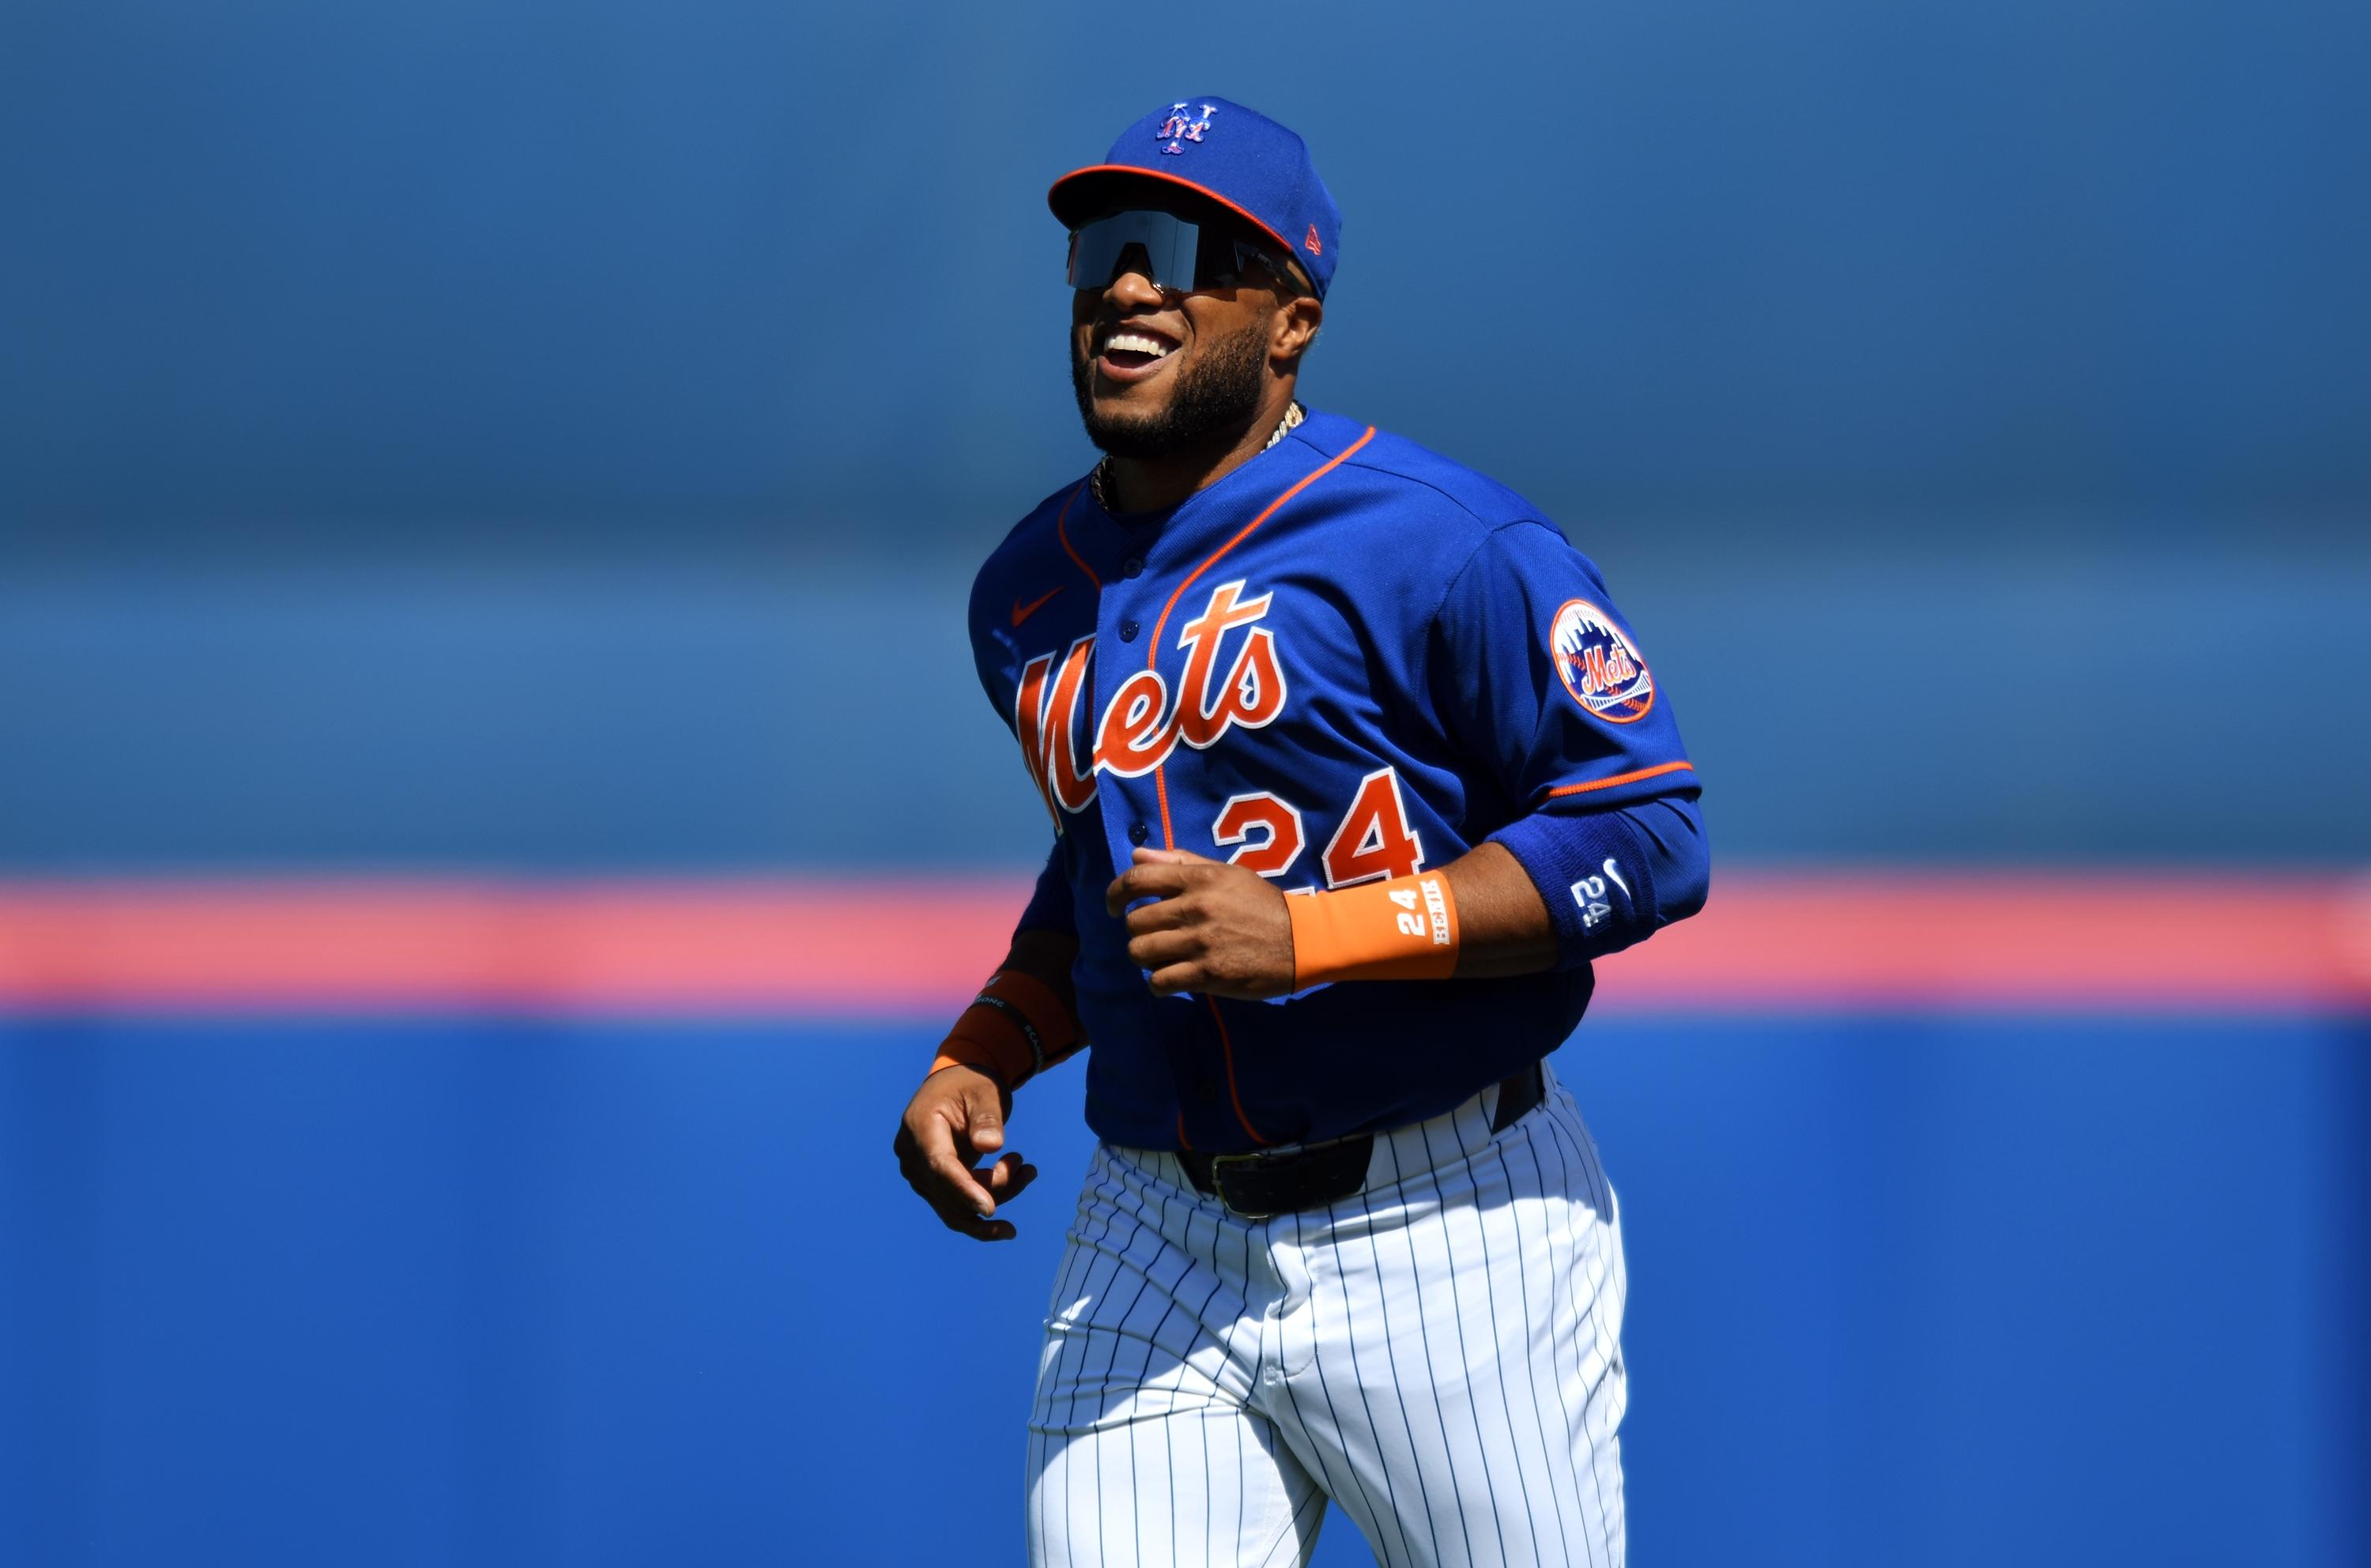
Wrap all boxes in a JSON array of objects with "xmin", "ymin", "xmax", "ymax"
[
  {"xmin": 893, "ymin": 1065, "xmax": 1038, "ymax": 1242},
  {"xmin": 1105, "ymin": 847, "xmax": 1295, "ymax": 1000}
]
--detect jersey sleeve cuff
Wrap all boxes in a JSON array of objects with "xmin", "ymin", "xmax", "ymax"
[
  {"xmin": 929, "ymin": 1037, "xmax": 1013, "ymax": 1086},
  {"xmin": 1489, "ymin": 807, "xmax": 1657, "ymax": 969}
]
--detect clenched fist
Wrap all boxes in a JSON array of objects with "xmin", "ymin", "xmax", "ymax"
[{"xmin": 1105, "ymin": 847, "xmax": 1297, "ymax": 999}]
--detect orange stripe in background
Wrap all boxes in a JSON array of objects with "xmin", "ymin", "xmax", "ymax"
[
  {"xmin": 0, "ymin": 878, "xmax": 1032, "ymax": 1016},
  {"xmin": 0, "ymin": 872, "xmax": 2365, "ymax": 1016}
]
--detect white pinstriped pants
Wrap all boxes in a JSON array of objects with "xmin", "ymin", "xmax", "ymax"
[{"xmin": 1026, "ymin": 1064, "xmax": 1627, "ymax": 1568}]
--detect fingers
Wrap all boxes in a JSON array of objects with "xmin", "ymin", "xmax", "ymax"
[
  {"xmin": 1150, "ymin": 962, "xmax": 1280, "ymax": 1001},
  {"xmin": 1124, "ymin": 894, "xmax": 1199, "ymax": 937},
  {"xmin": 1105, "ymin": 851, "xmax": 1287, "ymax": 999},
  {"xmin": 982, "ymin": 1152, "xmax": 1039, "ymax": 1204},
  {"xmin": 1132, "ymin": 847, "xmax": 1218, "ymax": 867},
  {"xmin": 1126, "ymin": 926, "xmax": 1203, "ymax": 974},
  {"xmin": 941, "ymin": 1180, "xmax": 1020, "ymax": 1242},
  {"xmin": 939, "ymin": 1153, "xmax": 1038, "ymax": 1242},
  {"xmin": 1105, "ymin": 859, "xmax": 1194, "ymax": 916},
  {"xmin": 894, "ymin": 1069, "xmax": 1040, "ymax": 1242},
  {"xmin": 919, "ymin": 1115, "xmax": 997, "ymax": 1218},
  {"xmin": 900, "ymin": 1131, "xmax": 1035, "ymax": 1241},
  {"xmin": 1103, "ymin": 847, "xmax": 1226, "ymax": 915},
  {"xmin": 962, "ymin": 1077, "xmax": 1006, "ymax": 1157},
  {"xmin": 1146, "ymin": 961, "xmax": 1208, "ymax": 998}
]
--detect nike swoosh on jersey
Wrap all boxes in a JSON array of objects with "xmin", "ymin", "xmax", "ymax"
[{"xmin": 1012, "ymin": 586, "xmax": 1065, "ymax": 627}]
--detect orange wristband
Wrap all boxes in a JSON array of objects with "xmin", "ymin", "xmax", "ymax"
[
  {"xmin": 1286, "ymin": 871, "xmax": 1461, "ymax": 986},
  {"xmin": 928, "ymin": 967, "xmax": 1080, "ymax": 1087}
]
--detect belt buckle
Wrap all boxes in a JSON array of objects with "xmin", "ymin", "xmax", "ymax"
[{"xmin": 1208, "ymin": 1149, "xmax": 1281, "ymax": 1221}]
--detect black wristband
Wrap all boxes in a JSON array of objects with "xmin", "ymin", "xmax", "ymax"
[{"xmin": 970, "ymin": 992, "xmax": 1047, "ymax": 1079}]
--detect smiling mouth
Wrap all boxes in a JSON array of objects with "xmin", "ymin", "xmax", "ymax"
[{"xmin": 1095, "ymin": 328, "xmax": 1178, "ymax": 381}]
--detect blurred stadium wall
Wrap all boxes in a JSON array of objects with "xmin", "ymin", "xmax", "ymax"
[
  {"xmin": 2, "ymin": 2, "xmax": 2366, "ymax": 1565},
  {"xmin": 3, "ymin": 0, "xmax": 2367, "ymax": 867}
]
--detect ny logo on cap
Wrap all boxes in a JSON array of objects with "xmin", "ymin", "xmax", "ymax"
[{"xmin": 1157, "ymin": 102, "xmax": 1215, "ymax": 155}]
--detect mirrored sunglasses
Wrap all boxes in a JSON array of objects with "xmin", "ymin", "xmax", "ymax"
[{"xmin": 1065, "ymin": 209, "xmax": 1293, "ymax": 296}]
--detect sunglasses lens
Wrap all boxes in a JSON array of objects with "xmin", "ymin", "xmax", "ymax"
[
  {"xmin": 1067, "ymin": 211, "xmax": 1200, "ymax": 292},
  {"xmin": 1068, "ymin": 210, "xmax": 1295, "ymax": 295},
  {"xmin": 1196, "ymin": 238, "xmax": 1276, "ymax": 291}
]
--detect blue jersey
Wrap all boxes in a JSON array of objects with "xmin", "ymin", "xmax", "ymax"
[{"xmin": 968, "ymin": 408, "xmax": 1702, "ymax": 1152}]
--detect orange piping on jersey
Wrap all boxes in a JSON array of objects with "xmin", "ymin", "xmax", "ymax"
[
  {"xmin": 1149, "ymin": 424, "xmax": 1378, "ymax": 849},
  {"xmin": 1174, "ymin": 1111, "xmax": 1193, "ymax": 1152},
  {"xmin": 1054, "ymin": 484, "xmax": 1101, "ymax": 590},
  {"xmin": 1154, "ymin": 767, "xmax": 1178, "ymax": 858},
  {"xmin": 1143, "ymin": 428, "xmax": 1376, "ymax": 673},
  {"xmin": 1204, "ymin": 994, "xmax": 1272, "ymax": 1148},
  {"xmin": 1541, "ymin": 760, "xmax": 1696, "ymax": 799}
]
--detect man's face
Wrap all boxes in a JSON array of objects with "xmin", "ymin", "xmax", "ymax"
[{"xmin": 1068, "ymin": 206, "xmax": 1300, "ymax": 463}]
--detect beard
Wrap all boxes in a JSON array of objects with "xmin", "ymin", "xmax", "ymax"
[{"xmin": 1072, "ymin": 320, "xmax": 1270, "ymax": 462}]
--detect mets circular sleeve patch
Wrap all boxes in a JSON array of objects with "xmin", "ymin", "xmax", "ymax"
[{"xmin": 1551, "ymin": 597, "xmax": 1656, "ymax": 724}]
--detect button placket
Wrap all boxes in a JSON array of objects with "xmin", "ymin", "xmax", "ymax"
[{"xmin": 1092, "ymin": 546, "xmax": 1160, "ymax": 873}]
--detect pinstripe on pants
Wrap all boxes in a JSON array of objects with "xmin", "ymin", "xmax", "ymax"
[{"xmin": 1026, "ymin": 1063, "xmax": 1627, "ymax": 1568}]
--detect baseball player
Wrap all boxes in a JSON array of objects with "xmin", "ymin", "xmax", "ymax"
[{"xmin": 894, "ymin": 97, "xmax": 1708, "ymax": 1568}]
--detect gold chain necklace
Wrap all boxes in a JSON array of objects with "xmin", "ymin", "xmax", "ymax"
[{"xmin": 1091, "ymin": 401, "xmax": 1304, "ymax": 514}]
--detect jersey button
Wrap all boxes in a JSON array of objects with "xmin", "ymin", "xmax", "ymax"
[
  {"xmin": 1121, "ymin": 557, "xmax": 1144, "ymax": 579},
  {"xmin": 1192, "ymin": 1075, "xmax": 1218, "ymax": 1099},
  {"xmin": 1118, "ymin": 618, "xmax": 1139, "ymax": 643},
  {"xmin": 1128, "ymin": 820, "xmax": 1151, "ymax": 846}
]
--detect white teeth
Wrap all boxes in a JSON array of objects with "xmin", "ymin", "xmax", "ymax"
[{"xmin": 1104, "ymin": 332, "xmax": 1174, "ymax": 359}]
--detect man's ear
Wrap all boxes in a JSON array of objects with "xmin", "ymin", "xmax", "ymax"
[{"xmin": 1272, "ymin": 295, "xmax": 1324, "ymax": 365}]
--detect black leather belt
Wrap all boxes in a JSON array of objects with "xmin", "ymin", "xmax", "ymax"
[{"xmin": 1177, "ymin": 1063, "xmax": 1546, "ymax": 1219}]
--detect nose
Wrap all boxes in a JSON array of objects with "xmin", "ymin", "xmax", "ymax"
[
  {"xmin": 1084, "ymin": 240, "xmax": 1171, "ymax": 311},
  {"xmin": 1101, "ymin": 266, "xmax": 1169, "ymax": 311}
]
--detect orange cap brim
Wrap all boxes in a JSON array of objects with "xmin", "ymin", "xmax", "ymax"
[{"xmin": 1048, "ymin": 164, "xmax": 1298, "ymax": 265}]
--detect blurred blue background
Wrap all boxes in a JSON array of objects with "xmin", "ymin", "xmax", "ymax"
[
  {"xmin": 2, "ymin": 0, "xmax": 2366, "ymax": 1563},
  {"xmin": 6, "ymin": 1019, "xmax": 2364, "ymax": 1566},
  {"xmin": 3, "ymin": 0, "xmax": 2367, "ymax": 867}
]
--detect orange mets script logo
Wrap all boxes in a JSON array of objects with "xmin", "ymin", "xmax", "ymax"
[
  {"xmin": 1551, "ymin": 597, "xmax": 1655, "ymax": 723},
  {"xmin": 1014, "ymin": 579, "xmax": 1284, "ymax": 826}
]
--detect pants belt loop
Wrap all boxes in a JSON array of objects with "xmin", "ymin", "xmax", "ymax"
[{"xmin": 1489, "ymin": 1061, "xmax": 1547, "ymax": 1135}]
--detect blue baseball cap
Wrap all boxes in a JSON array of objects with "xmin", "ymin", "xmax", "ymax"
[{"xmin": 1050, "ymin": 97, "xmax": 1341, "ymax": 298}]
